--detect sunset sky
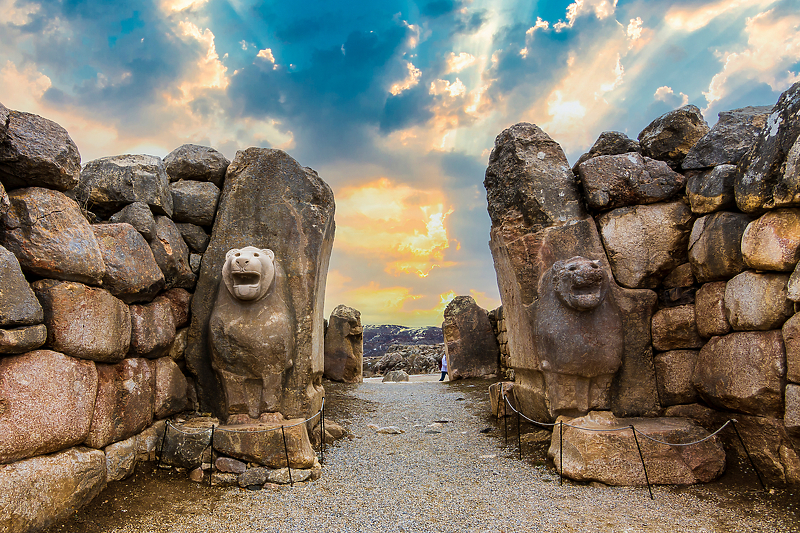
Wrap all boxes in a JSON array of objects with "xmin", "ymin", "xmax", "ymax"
[{"xmin": 2, "ymin": 0, "xmax": 799, "ymax": 326}]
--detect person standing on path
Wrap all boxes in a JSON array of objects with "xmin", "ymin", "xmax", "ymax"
[{"xmin": 439, "ymin": 355, "xmax": 448, "ymax": 381}]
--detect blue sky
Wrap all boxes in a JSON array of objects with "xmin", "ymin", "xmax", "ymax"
[{"xmin": 2, "ymin": 0, "xmax": 799, "ymax": 325}]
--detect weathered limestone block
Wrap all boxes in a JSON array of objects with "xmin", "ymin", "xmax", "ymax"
[
  {"xmin": 688, "ymin": 211, "xmax": 752, "ymax": 282},
  {"xmin": 109, "ymin": 202, "xmax": 156, "ymax": 241},
  {"xmin": 485, "ymin": 124, "xmax": 659, "ymax": 422},
  {"xmin": 571, "ymin": 131, "xmax": 640, "ymax": 173},
  {"xmin": 85, "ymin": 358, "xmax": 155, "ymax": 449},
  {"xmin": 176, "ymin": 222, "xmax": 210, "ymax": 252},
  {"xmin": 787, "ymin": 385, "xmax": 800, "ymax": 435},
  {"xmin": 130, "ymin": 296, "xmax": 177, "ymax": 358},
  {"xmin": 187, "ymin": 148, "xmax": 335, "ymax": 420},
  {"xmin": 216, "ymin": 456, "xmax": 247, "ymax": 474},
  {"xmin": 212, "ymin": 419, "xmax": 316, "ymax": 468},
  {"xmin": 548, "ymin": 412, "xmax": 725, "ymax": 485},
  {"xmin": 190, "ymin": 253, "xmax": 202, "ymax": 274},
  {"xmin": 0, "ymin": 245, "xmax": 42, "ymax": 327},
  {"xmin": 442, "ymin": 296, "xmax": 499, "ymax": 380},
  {"xmin": 105, "ymin": 435, "xmax": 137, "ymax": 482},
  {"xmin": 92, "ymin": 223, "xmax": 165, "ymax": 303},
  {"xmin": 323, "ymin": 304, "xmax": 363, "ymax": 383},
  {"xmin": 168, "ymin": 328, "xmax": 188, "ymax": 362},
  {"xmin": 0, "ymin": 182, "xmax": 8, "ymax": 218},
  {"xmin": 729, "ymin": 415, "xmax": 800, "ymax": 484},
  {"xmin": 638, "ymin": 105, "xmax": 710, "ymax": 169},
  {"xmin": 209, "ymin": 247, "xmax": 295, "ymax": 420},
  {"xmin": 489, "ymin": 382, "xmax": 518, "ymax": 418},
  {"xmin": 157, "ymin": 418, "xmax": 214, "ymax": 469},
  {"xmin": 683, "ymin": 106, "xmax": 772, "ymax": 169},
  {"xmin": 662, "ymin": 263, "xmax": 695, "ymax": 289},
  {"xmin": 153, "ymin": 357, "xmax": 188, "ymax": 419},
  {"xmin": 0, "ymin": 447, "xmax": 106, "ymax": 533},
  {"xmin": 686, "ymin": 165, "xmax": 737, "ymax": 214},
  {"xmin": 533, "ymin": 258, "xmax": 623, "ymax": 417},
  {"xmin": 135, "ymin": 420, "xmax": 166, "ymax": 462},
  {"xmin": 238, "ymin": 466, "xmax": 268, "ymax": 487},
  {"xmin": 32, "ymin": 280, "xmax": 131, "ymax": 362},
  {"xmin": 692, "ymin": 330, "xmax": 785, "ymax": 417},
  {"xmin": 149, "ymin": 215, "xmax": 196, "ymax": 290},
  {"xmin": 0, "ymin": 350, "xmax": 98, "ymax": 464},
  {"xmin": 741, "ymin": 208, "xmax": 800, "ymax": 271},
  {"xmin": 170, "ymin": 180, "xmax": 220, "ymax": 227},
  {"xmin": 161, "ymin": 288, "xmax": 192, "ymax": 328},
  {"xmin": 654, "ymin": 350, "xmax": 699, "ymax": 406},
  {"xmin": 724, "ymin": 271, "xmax": 793, "ymax": 331},
  {"xmin": 0, "ymin": 102, "xmax": 81, "ymax": 191},
  {"xmin": 382, "ymin": 369, "xmax": 409, "ymax": 382},
  {"xmin": 1, "ymin": 187, "xmax": 106, "ymax": 285},
  {"xmin": 598, "ymin": 201, "xmax": 693, "ymax": 289},
  {"xmin": 577, "ymin": 153, "xmax": 685, "ymax": 211},
  {"xmin": 736, "ymin": 82, "xmax": 800, "ymax": 212},
  {"xmin": 164, "ymin": 144, "xmax": 230, "ymax": 188},
  {"xmin": 783, "ymin": 313, "xmax": 800, "ymax": 383},
  {"xmin": 695, "ymin": 282, "xmax": 731, "ymax": 338},
  {"xmin": 268, "ymin": 466, "xmax": 314, "ymax": 484},
  {"xmin": 651, "ymin": 305, "xmax": 704, "ymax": 351},
  {"xmin": 0, "ymin": 324, "xmax": 46, "ymax": 355},
  {"xmin": 76, "ymin": 154, "xmax": 173, "ymax": 217},
  {"xmin": 789, "ymin": 261, "xmax": 800, "ymax": 302}
]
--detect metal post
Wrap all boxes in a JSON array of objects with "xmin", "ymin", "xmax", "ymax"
[
  {"xmin": 281, "ymin": 425, "xmax": 294, "ymax": 487},
  {"xmin": 503, "ymin": 385, "xmax": 508, "ymax": 446},
  {"xmin": 559, "ymin": 420, "xmax": 563, "ymax": 486},
  {"xmin": 158, "ymin": 421, "xmax": 169, "ymax": 468},
  {"xmin": 321, "ymin": 398, "xmax": 326, "ymax": 466},
  {"xmin": 208, "ymin": 425, "xmax": 216, "ymax": 487},
  {"xmin": 517, "ymin": 408, "xmax": 522, "ymax": 461},
  {"xmin": 730, "ymin": 419, "xmax": 767, "ymax": 491},
  {"xmin": 630, "ymin": 425, "xmax": 653, "ymax": 500}
]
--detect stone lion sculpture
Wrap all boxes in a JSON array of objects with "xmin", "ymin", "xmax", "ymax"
[
  {"xmin": 209, "ymin": 246, "xmax": 295, "ymax": 422},
  {"xmin": 534, "ymin": 256, "xmax": 623, "ymax": 417}
]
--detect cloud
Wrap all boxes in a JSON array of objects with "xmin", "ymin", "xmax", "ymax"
[
  {"xmin": 389, "ymin": 61, "xmax": 422, "ymax": 95},
  {"xmin": 256, "ymin": 48, "xmax": 275, "ymax": 63},
  {"xmin": 445, "ymin": 52, "xmax": 476, "ymax": 73},
  {"xmin": 553, "ymin": 0, "xmax": 619, "ymax": 31},
  {"xmin": 655, "ymin": 85, "xmax": 689, "ymax": 107},
  {"xmin": 664, "ymin": 0, "xmax": 778, "ymax": 32},
  {"xmin": 702, "ymin": 4, "xmax": 800, "ymax": 113}
]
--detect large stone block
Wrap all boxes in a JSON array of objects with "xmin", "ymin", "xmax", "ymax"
[
  {"xmin": 728, "ymin": 415, "xmax": 800, "ymax": 484},
  {"xmin": 75, "ymin": 154, "xmax": 173, "ymax": 217},
  {"xmin": 85, "ymin": 358, "xmax": 155, "ymax": 449},
  {"xmin": 442, "ymin": 296, "xmax": 499, "ymax": 380},
  {"xmin": 638, "ymin": 105, "xmax": 710, "ymax": 169},
  {"xmin": 577, "ymin": 152, "xmax": 685, "ymax": 211},
  {"xmin": 170, "ymin": 180, "xmax": 220, "ymax": 227},
  {"xmin": 735, "ymin": 82, "xmax": 800, "ymax": 212},
  {"xmin": 695, "ymin": 282, "xmax": 730, "ymax": 338},
  {"xmin": 212, "ymin": 419, "xmax": 316, "ymax": 468},
  {"xmin": 571, "ymin": 131, "xmax": 639, "ymax": 174},
  {"xmin": 0, "ymin": 350, "xmax": 97, "ymax": 464},
  {"xmin": 692, "ymin": 330, "xmax": 785, "ymax": 417},
  {"xmin": 0, "ymin": 103, "xmax": 81, "ymax": 191},
  {"xmin": 153, "ymin": 357, "xmax": 188, "ymax": 419},
  {"xmin": 724, "ymin": 271, "xmax": 793, "ymax": 331},
  {"xmin": 186, "ymin": 148, "xmax": 334, "ymax": 420},
  {"xmin": 149, "ymin": 215, "xmax": 196, "ymax": 290},
  {"xmin": 688, "ymin": 211, "xmax": 752, "ymax": 282},
  {"xmin": 787, "ymin": 384, "xmax": 800, "ymax": 436},
  {"xmin": 683, "ymin": 106, "xmax": 772, "ymax": 169},
  {"xmin": 176, "ymin": 222, "xmax": 210, "ymax": 252},
  {"xmin": 104, "ymin": 435, "xmax": 137, "ymax": 482},
  {"xmin": 109, "ymin": 202, "xmax": 156, "ymax": 241},
  {"xmin": 323, "ymin": 304, "xmax": 363, "ymax": 383},
  {"xmin": 159, "ymin": 418, "xmax": 214, "ymax": 469},
  {"xmin": 129, "ymin": 296, "xmax": 177, "ymax": 359},
  {"xmin": 686, "ymin": 164, "xmax": 737, "ymax": 214},
  {"xmin": 93, "ymin": 223, "xmax": 165, "ymax": 303},
  {"xmin": 0, "ymin": 244, "xmax": 42, "ymax": 327},
  {"xmin": 0, "ymin": 324, "xmax": 46, "ymax": 355},
  {"xmin": 741, "ymin": 208, "xmax": 800, "ymax": 271},
  {"xmin": 651, "ymin": 305, "xmax": 704, "ymax": 351},
  {"xmin": 164, "ymin": 144, "xmax": 229, "ymax": 188},
  {"xmin": 548, "ymin": 412, "xmax": 725, "ymax": 485},
  {"xmin": 161, "ymin": 287, "xmax": 192, "ymax": 328},
  {"xmin": 598, "ymin": 201, "xmax": 693, "ymax": 289},
  {"xmin": 1, "ymin": 187, "xmax": 106, "ymax": 285},
  {"xmin": 0, "ymin": 447, "xmax": 106, "ymax": 533},
  {"xmin": 32, "ymin": 279, "xmax": 131, "ymax": 362},
  {"xmin": 783, "ymin": 313, "xmax": 800, "ymax": 383},
  {"xmin": 653, "ymin": 350, "xmax": 699, "ymax": 406}
]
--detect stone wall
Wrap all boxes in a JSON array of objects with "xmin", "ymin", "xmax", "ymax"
[
  {"xmin": 0, "ymin": 101, "xmax": 333, "ymax": 530},
  {"xmin": 484, "ymin": 83, "xmax": 800, "ymax": 484}
]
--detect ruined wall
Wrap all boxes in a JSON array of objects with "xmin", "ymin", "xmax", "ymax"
[{"xmin": 485, "ymin": 83, "xmax": 800, "ymax": 484}]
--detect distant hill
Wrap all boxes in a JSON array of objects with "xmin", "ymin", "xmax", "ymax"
[{"xmin": 362, "ymin": 324, "xmax": 444, "ymax": 358}]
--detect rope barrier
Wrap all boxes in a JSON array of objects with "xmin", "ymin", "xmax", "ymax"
[{"xmin": 497, "ymin": 390, "xmax": 769, "ymax": 497}]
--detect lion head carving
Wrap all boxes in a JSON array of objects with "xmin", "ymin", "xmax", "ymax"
[
  {"xmin": 552, "ymin": 256, "xmax": 608, "ymax": 311},
  {"xmin": 222, "ymin": 246, "xmax": 276, "ymax": 301}
]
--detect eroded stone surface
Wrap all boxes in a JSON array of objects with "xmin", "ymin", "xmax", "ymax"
[
  {"xmin": 443, "ymin": 296, "xmax": 500, "ymax": 380},
  {"xmin": 1, "ymin": 187, "xmax": 106, "ymax": 285},
  {"xmin": 105, "ymin": 435, "xmax": 137, "ymax": 482},
  {"xmin": 130, "ymin": 296, "xmax": 177, "ymax": 359},
  {"xmin": 33, "ymin": 280, "xmax": 131, "ymax": 362},
  {"xmin": 782, "ymin": 313, "xmax": 800, "ymax": 383},
  {"xmin": 724, "ymin": 271, "xmax": 792, "ymax": 331},
  {"xmin": 164, "ymin": 144, "xmax": 229, "ymax": 188},
  {"xmin": 176, "ymin": 222, "xmax": 210, "ymax": 252},
  {"xmin": 149, "ymin": 215, "xmax": 196, "ymax": 290},
  {"xmin": 654, "ymin": 350, "xmax": 699, "ymax": 406},
  {"xmin": 153, "ymin": 357, "xmax": 188, "ymax": 419},
  {"xmin": 686, "ymin": 165, "xmax": 737, "ymax": 214},
  {"xmin": 0, "ymin": 324, "xmax": 46, "ymax": 355},
  {"xmin": 652, "ymin": 305, "xmax": 704, "ymax": 351},
  {"xmin": 93, "ymin": 223, "xmax": 164, "ymax": 303},
  {"xmin": 695, "ymin": 282, "xmax": 731, "ymax": 338},
  {"xmin": 212, "ymin": 419, "xmax": 316, "ymax": 468},
  {"xmin": 109, "ymin": 202, "xmax": 156, "ymax": 241},
  {"xmin": 688, "ymin": 211, "xmax": 752, "ymax": 282},
  {"xmin": 0, "ymin": 350, "xmax": 98, "ymax": 464},
  {"xmin": 170, "ymin": 180, "xmax": 220, "ymax": 227},
  {"xmin": 638, "ymin": 105, "xmax": 710, "ymax": 169},
  {"xmin": 571, "ymin": 131, "xmax": 640, "ymax": 174},
  {"xmin": 324, "ymin": 304, "xmax": 363, "ymax": 383},
  {"xmin": 0, "ymin": 244, "xmax": 42, "ymax": 327},
  {"xmin": 741, "ymin": 208, "xmax": 800, "ymax": 271},
  {"xmin": 683, "ymin": 106, "xmax": 772, "ymax": 169}
]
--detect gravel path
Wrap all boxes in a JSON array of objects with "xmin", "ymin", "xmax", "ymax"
[{"xmin": 73, "ymin": 376, "xmax": 799, "ymax": 533}]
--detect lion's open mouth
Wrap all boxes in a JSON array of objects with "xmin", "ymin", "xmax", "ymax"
[{"xmin": 231, "ymin": 271, "xmax": 262, "ymax": 299}]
